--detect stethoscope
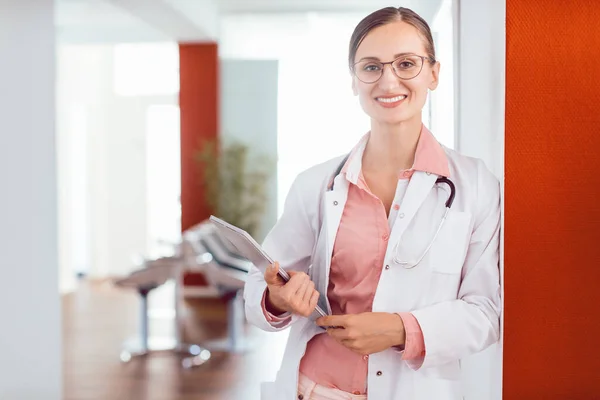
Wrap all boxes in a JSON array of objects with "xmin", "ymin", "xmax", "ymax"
[{"xmin": 328, "ymin": 154, "xmax": 456, "ymax": 269}]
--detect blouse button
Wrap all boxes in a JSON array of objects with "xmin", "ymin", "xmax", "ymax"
[
  {"xmin": 385, "ymin": 265, "xmax": 390, "ymax": 270},
  {"xmin": 333, "ymin": 201, "xmax": 338, "ymax": 206},
  {"xmin": 298, "ymin": 395, "xmax": 304, "ymax": 400},
  {"xmin": 376, "ymin": 371, "xmax": 383, "ymax": 376}
]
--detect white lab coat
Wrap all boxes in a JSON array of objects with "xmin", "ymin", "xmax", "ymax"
[{"xmin": 244, "ymin": 145, "xmax": 501, "ymax": 400}]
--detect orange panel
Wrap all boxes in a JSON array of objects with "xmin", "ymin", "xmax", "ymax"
[
  {"xmin": 504, "ymin": 0, "xmax": 600, "ymax": 397},
  {"xmin": 179, "ymin": 43, "xmax": 218, "ymax": 232},
  {"xmin": 179, "ymin": 43, "xmax": 218, "ymax": 288}
]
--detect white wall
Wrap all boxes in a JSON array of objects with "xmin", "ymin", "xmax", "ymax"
[
  {"xmin": 456, "ymin": 0, "xmax": 505, "ymax": 177},
  {"xmin": 220, "ymin": 59, "xmax": 279, "ymax": 241},
  {"xmin": 0, "ymin": 1, "xmax": 61, "ymax": 398},
  {"xmin": 430, "ymin": 0, "xmax": 455, "ymax": 148},
  {"xmin": 219, "ymin": 13, "xmax": 371, "ymax": 215},
  {"xmin": 57, "ymin": 43, "xmax": 178, "ymax": 284},
  {"xmin": 456, "ymin": 0, "xmax": 506, "ymax": 399}
]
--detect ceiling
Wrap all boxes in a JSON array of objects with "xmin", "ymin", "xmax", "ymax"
[
  {"xmin": 56, "ymin": 0, "xmax": 443, "ymax": 44},
  {"xmin": 219, "ymin": 0, "xmax": 411, "ymax": 14},
  {"xmin": 55, "ymin": 0, "xmax": 211, "ymax": 43}
]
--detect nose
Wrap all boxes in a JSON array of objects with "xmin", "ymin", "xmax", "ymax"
[{"xmin": 378, "ymin": 63, "xmax": 400, "ymax": 90}]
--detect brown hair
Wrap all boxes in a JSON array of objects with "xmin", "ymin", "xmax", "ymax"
[{"xmin": 348, "ymin": 7, "xmax": 436, "ymax": 70}]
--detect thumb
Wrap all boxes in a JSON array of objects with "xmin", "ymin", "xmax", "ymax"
[{"xmin": 264, "ymin": 261, "xmax": 282, "ymax": 285}]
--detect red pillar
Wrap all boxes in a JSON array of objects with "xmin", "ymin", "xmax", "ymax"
[
  {"xmin": 179, "ymin": 42, "xmax": 218, "ymax": 288},
  {"xmin": 504, "ymin": 1, "xmax": 600, "ymax": 397}
]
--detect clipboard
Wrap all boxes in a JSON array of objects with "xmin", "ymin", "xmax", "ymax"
[{"xmin": 209, "ymin": 215, "xmax": 328, "ymax": 318}]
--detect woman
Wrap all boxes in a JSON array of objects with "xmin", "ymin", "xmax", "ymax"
[{"xmin": 244, "ymin": 6, "xmax": 501, "ymax": 400}]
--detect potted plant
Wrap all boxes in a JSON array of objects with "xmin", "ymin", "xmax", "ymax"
[{"xmin": 194, "ymin": 137, "xmax": 274, "ymax": 239}]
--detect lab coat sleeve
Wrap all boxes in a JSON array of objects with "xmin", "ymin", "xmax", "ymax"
[
  {"xmin": 411, "ymin": 160, "xmax": 501, "ymax": 370},
  {"xmin": 243, "ymin": 174, "xmax": 317, "ymax": 332}
]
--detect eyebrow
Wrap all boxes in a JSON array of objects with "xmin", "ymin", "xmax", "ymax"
[{"xmin": 356, "ymin": 52, "xmax": 416, "ymax": 62}]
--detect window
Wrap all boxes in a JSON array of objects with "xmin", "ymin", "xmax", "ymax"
[
  {"xmin": 145, "ymin": 105, "xmax": 181, "ymax": 252},
  {"xmin": 430, "ymin": 0, "xmax": 456, "ymax": 149},
  {"xmin": 113, "ymin": 42, "xmax": 179, "ymax": 96}
]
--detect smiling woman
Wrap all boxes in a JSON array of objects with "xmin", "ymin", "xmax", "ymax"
[
  {"xmin": 243, "ymin": 6, "xmax": 501, "ymax": 400},
  {"xmin": 349, "ymin": 9, "xmax": 439, "ymax": 130}
]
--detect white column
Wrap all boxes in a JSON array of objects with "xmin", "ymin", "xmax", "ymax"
[
  {"xmin": 456, "ymin": 0, "xmax": 506, "ymax": 178},
  {"xmin": 455, "ymin": 0, "xmax": 506, "ymax": 399},
  {"xmin": 0, "ymin": 1, "xmax": 61, "ymax": 399}
]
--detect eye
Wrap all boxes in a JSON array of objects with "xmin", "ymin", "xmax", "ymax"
[
  {"xmin": 362, "ymin": 63, "xmax": 381, "ymax": 72},
  {"xmin": 397, "ymin": 60, "xmax": 416, "ymax": 69}
]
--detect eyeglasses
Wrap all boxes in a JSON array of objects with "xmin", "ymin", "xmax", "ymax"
[{"xmin": 352, "ymin": 54, "xmax": 433, "ymax": 83}]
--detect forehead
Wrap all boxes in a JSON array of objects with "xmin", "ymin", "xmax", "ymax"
[{"xmin": 355, "ymin": 20, "xmax": 426, "ymax": 61}]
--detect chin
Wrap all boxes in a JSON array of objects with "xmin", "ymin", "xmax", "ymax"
[{"xmin": 372, "ymin": 110, "xmax": 415, "ymax": 125}]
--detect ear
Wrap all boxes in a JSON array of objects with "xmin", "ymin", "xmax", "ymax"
[{"xmin": 428, "ymin": 61, "xmax": 441, "ymax": 91}]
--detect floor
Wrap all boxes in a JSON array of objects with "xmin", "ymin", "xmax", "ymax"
[{"xmin": 63, "ymin": 280, "xmax": 290, "ymax": 400}]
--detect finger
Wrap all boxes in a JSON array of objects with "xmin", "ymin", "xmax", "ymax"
[
  {"xmin": 287, "ymin": 270, "xmax": 310, "ymax": 281},
  {"xmin": 308, "ymin": 290, "xmax": 320, "ymax": 312},
  {"xmin": 293, "ymin": 276, "xmax": 309, "ymax": 295},
  {"xmin": 285, "ymin": 271, "xmax": 308, "ymax": 294},
  {"xmin": 290, "ymin": 283, "xmax": 314, "ymax": 314},
  {"xmin": 294, "ymin": 290, "xmax": 320, "ymax": 318},
  {"xmin": 297, "ymin": 283, "xmax": 317, "ymax": 317},
  {"xmin": 327, "ymin": 327, "xmax": 351, "ymax": 340},
  {"xmin": 298, "ymin": 280, "xmax": 315, "ymax": 304},
  {"xmin": 288, "ymin": 279, "xmax": 309, "ymax": 313},
  {"xmin": 316, "ymin": 315, "xmax": 348, "ymax": 327},
  {"xmin": 264, "ymin": 262, "xmax": 283, "ymax": 285}
]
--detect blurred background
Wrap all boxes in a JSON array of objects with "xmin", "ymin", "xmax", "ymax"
[
  {"xmin": 6, "ymin": 1, "xmax": 600, "ymax": 399},
  {"xmin": 55, "ymin": 0, "xmax": 457, "ymax": 291},
  {"xmin": 2, "ymin": 0, "xmax": 509, "ymax": 399},
  {"xmin": 53, "ymin": 1, "xmax": 461, "ymax": 398}
]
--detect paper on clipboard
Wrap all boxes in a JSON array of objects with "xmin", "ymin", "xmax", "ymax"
[{"xmin": 209, "ymin": 215, "xmax": 328, "ymax": 318}]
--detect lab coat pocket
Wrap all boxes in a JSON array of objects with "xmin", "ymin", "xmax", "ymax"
[
  {"xmin": 428, "ymin": 210, "xmax": 472, "ymax": 275},
  {"xmin": 416, "ymin": 360, "xmax": 463, "ymax": 400}
]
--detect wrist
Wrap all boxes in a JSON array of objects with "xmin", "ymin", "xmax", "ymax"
[
  {"xmin": 390, "ymin": 313, "xmax": 406, "ymax": 347},
  {"xmin": 265, "ymin": 288, "xmax": 287, "ymax": 316}
]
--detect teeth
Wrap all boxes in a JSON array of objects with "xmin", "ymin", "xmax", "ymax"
[{"xmin": 377, "ymin": 95, "xmax": 407, "ymax": 103}]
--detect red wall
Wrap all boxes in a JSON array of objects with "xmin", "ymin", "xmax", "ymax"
[
  {"xmin": 504, "ymin": 1, "xmax": 600, "ymax": 397},
  {"xmin": 179, "ymin": 43, "xmax": 218, "ymax": 287}
]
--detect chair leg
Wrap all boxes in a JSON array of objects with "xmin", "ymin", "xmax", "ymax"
[
  {"xmin": 203, "ymin": 288, "xmax": 253, "ymax": 353},
  {"xmin": 119, "ymin": 283, "xmax": 211, "ymax": 368}
]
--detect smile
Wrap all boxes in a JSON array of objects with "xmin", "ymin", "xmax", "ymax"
[
  {"xmin": 375, "ymin": 95, "xmax": 407, "ymax": 108},
  {"xmin": 376, "ymin": 95, "xmax": 407, "ymax": 103}
]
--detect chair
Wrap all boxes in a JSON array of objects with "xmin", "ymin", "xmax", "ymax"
[
  {"xmin": 114, "ymin": 251, "xmax": 212, "ymax": 368},
  {"xmin": 182, "ymin": 220, "xmax": 254, "ymax": 353}
]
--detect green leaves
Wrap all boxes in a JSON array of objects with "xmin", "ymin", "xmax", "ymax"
[{"xmin": 194, "ymin": 137, "xmax": 274, "ymax": 238}]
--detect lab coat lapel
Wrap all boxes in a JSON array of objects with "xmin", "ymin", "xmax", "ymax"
[
  {"xmin": 319, "ymin": 175, "xmax": 348, "ymax": 314},
  {"xmin": 372, "ymin": 171, "xmax": 438, "ymax": 312},
  {"xmin": 389, "ymin": 171, "xmax": 438, "ymax": 246}
]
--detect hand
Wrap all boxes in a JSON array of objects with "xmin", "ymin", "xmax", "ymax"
[
  {"xmin": 264, "ymin": 262, "xmax": 320, "ymax": 318},
  {"xmin": 315, "ymin": 312, "xmax": 405, "ymax": 356}
]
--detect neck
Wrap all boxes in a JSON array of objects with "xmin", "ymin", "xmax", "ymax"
[{"xmin": 363, "ymin": 115, "xmax": 423, "ymax": 172}]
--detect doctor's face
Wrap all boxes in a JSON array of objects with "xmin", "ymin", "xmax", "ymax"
[{"xmin": 351, "ymin": 20, "xmax": 440, "ymax": 126}]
